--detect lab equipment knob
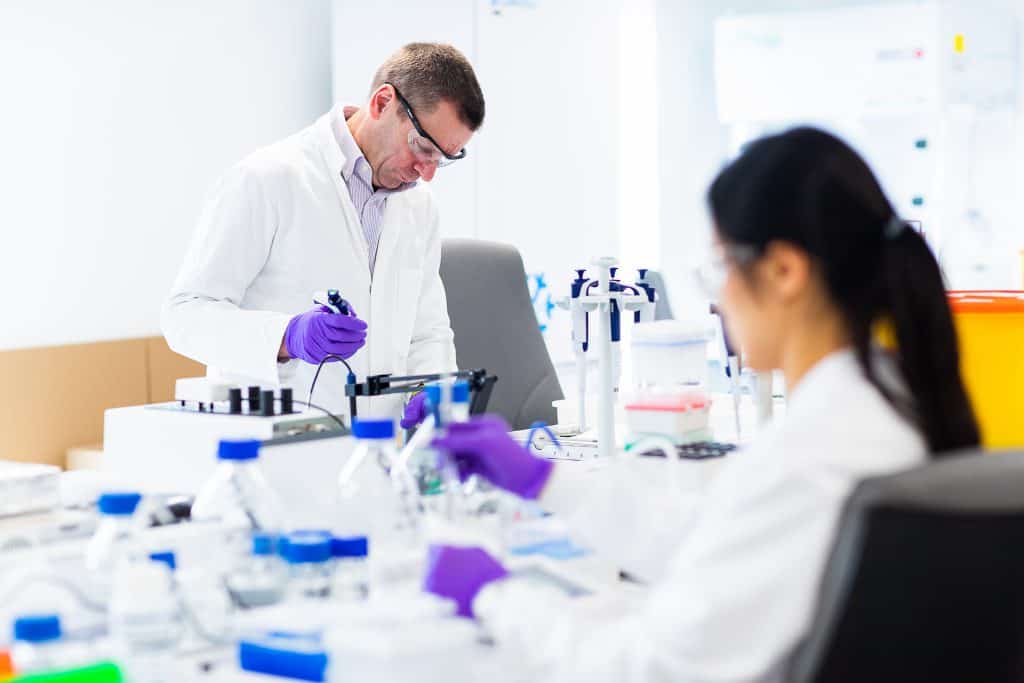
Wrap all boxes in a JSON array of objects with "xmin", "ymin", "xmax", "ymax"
[
  {"xmin": 574, "ymin": 269, "xmax": 586, "ymax": 281},
  {"xmin": 229, "ymin": 388, "xmax": 243, "ymax": 415},
  {"xmin": 260, "ymin": 390, "xmax": 276, "ymax": 417},
  {"xmin": 248, "ymin": 386, "xmax": 261, "ymax": 412},
  {"xmin": 638, "ymin": 268, "xmax": 648, "ymax": 280}
]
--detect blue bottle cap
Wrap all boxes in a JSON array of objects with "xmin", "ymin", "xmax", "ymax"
[
  {"xmin": 330, "ymin": 536, "xmax": 368, "ymax": 559},
  {"xmin": 351, "ymin": 418, "xmax": 395, "ymax": 440},
  {"xmin": 283, "ymin": 531, "xmax": 332, "ymax": 564},
  {"xmin": 217, "ymin": 439, "xmax": 261, "ymax": 461},
  {"xmin": 13, "ymin": 615, "xmax": 61, "ymax": 643},
  {"xmin": 252, "ymin": 533, "xmax": 277, "ymax": 556},
  {"xmin": 424, "ymin": 381, "xmax": 470, "ymax": 407},
  {"xmin": 149, "ymin": 551, "xmax": 177, "ymax": 571},
  {"xmin": 97, "ymin": 492, "xmax": 142, "ymax": 516}
]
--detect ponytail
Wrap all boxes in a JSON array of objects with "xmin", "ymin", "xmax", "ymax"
[
  {"xmin": 708, "ymin": 127, "xmax": 980, "ymax": 456},
  {"xmin": 876, "ymin": 224, "xmax": 980, "ymax": 453}
]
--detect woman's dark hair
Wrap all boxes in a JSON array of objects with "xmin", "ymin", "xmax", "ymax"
[{"xmin": 708, "ymin": 126, "xmax": 979, "ymax": 456}]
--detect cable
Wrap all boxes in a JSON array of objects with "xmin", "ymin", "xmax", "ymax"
[
  {"xmin": 283, "ymin": 398, "xmax": 347, "ymax": 432},
  {"xmin": 307, "ymin": 354, "xmax": 355, "ymax": 407},
  {"xmin": 526, "ymin": 421, "xmax": 563, "ymax": 452}
]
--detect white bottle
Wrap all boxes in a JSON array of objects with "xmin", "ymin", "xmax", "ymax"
[
  {"xmin": 84, "ymin": 492, "xmax": 143, "ymax": 574},
  {"xmin": 190, "ymin": 439, "xmax": 285, "ymax": 559},
  {"xmin": 9, "ymin": 615, "xmax": 83, "ymax": 674},
  {"xmin": 336, "ymin": 418, "xmax": 422, "ymax": 595},
  {"xmin": 330, "ymin": 535, "xmax": 369, "ymax": 602},
  {"xmin": 282, "ymin": 530, "xmax": 333, "ymax": 601},
  {"xmin": 425, "ymin": 382, "xmax": 485, "ymax": 518},
  {"xmin": 226, "ymin": 533, "xmax": 288, "ymax": 608},
  {"xmin": 109, "ymin": 559, "xmax": 185, "ymax": 683},
  {"xmin": 409, "ymin": 383, "xmax": 470, "ymax": 514}
]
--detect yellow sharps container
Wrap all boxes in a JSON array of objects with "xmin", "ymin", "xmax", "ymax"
[{"xmin": 948, "ymin": 291, "xmax": 1024, "ymax": 450}]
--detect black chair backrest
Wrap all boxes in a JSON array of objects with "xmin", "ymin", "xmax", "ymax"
[
  {"xmin": 439, "ymin": 239, "xmax": 563, "ymax": 430},
  {"xmin": 789, "ymin": 451, "xmax": 1024, "ymax": 682}
]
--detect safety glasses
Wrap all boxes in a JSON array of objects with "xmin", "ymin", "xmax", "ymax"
[
  {"xmin": 694, "ymin": 243, "xmax": 761, "ymax": 299},
  {"xmin": 386, "ymin": 82, "xmax": 467, "ymax": 168}
]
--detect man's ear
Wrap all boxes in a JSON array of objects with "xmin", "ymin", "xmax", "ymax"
[
  {"xmin": 761, "ymin": 240, "xmax": 812, "ymax": 304},
  {"xmin": 368, "ymin": 85, "xmax": 395, "ymax": 121}
]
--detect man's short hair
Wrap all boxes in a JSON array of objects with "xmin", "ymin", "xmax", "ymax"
[{"xmin": 371, "ymin": 43, "xmax": 485, "ymax": 131}]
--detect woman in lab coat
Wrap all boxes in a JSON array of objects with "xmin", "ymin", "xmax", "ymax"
[{"xmin": 423, "ymin": 127, "xmax": 981, "ymax": 682}]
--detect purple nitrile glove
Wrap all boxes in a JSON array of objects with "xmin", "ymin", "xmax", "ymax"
[
  {"xmin": 284, "ymin": 305, "xmax": 367, "ymax": 364},
  {"xmin": 423, "ymin": 545, "xmax": 508, "ymax": 618},
  {"xmin": 401, "ymin": 391, "xmax": 430, "ymax": 430},
  {"xmin": 431, "ymin": 415, "xmax": 554, "ymax": 500}
]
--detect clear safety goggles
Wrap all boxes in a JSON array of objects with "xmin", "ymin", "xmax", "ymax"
[
  {"xmin": 407, "ymin": 128, "xmax": 464, "ymax": 168},
  {"xmin": 694, "ymin": 244, "xmax": 761, "ymax": 299},
  {"xmin": 387, "ymin": 81, "xmax": 467, "ymax": 169}
]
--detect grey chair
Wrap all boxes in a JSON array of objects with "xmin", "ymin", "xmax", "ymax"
[
  {"xmin": 439, "ymin": 239, "xmax": 563, "ymax": 430},
  {"xmin": 641, "ymin": 269, "xmax": 675, "ymax": 321},
  {"xmin": 787, "ymin": 450, "xmax": 1024, "ymax": 682}
]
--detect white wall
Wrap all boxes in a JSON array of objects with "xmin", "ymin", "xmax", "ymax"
[{"xmin": 0, "ymin": 0, "xmax": 332, "ymax": 351}]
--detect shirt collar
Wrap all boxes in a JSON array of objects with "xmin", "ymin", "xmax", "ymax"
[{"xmin": 332, "ymin": 105, "xmax": 417, "ymax": 193}]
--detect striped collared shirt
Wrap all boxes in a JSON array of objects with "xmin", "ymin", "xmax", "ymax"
[{"xmin": 334, "ymin": 106, "xmax": 416, "ymax": 274}]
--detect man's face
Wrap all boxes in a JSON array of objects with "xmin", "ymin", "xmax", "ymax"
[{"xmin": 367, "ymin": 87, "xmax": 474, "ymax": 190}]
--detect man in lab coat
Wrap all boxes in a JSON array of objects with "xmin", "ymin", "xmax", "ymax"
[{"xmin": 162, "ymin": 43, "xmax": 484, "ymax": 419}]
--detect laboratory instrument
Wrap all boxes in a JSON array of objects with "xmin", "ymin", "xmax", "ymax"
[
  {"xmin": 556, "ymin": 258, "xmax": 657, "ymax": 458},
  {"xmin": 190, "ymin": 439, "xmax": 286, "ymax": 553},
  {"xmin": 108, "ymin": 559, "xmax": 184, "ymax": 683},
  {"xmin": 226, "ymin": 533, "xmax": 288, "ymax": 608},
  {"xmin": 84, "ymin": 492, "xmax": 143, "ymax": 574},
  {"xmin": 282, "ymin": 530, "xmax": 333, "ymax": 601},
  {"xmin": 313, "ymin": 289, "xmax": 353, "ymax": 316},
  {"xmin": 9, "ymin": 615, "xmax": 84, "ymax": 675},
  {"xmin": 343, "ymin": 368, "xmax": 496, "ymax": 421},
  {"xmin": 336, "ymin": 419, "xmax": 424, "ymax": 595}
]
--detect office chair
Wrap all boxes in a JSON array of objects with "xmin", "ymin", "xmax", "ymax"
[
  {"xmin": 787, "ymin": 450, "xmax": 1024, "ymax": 682},
  {"xmin": 439, "ymin": 239, "xmax": 564, "ymax": 430},
  {"xmin": 641, "ymin": 269, "xmax": 675, "ymax": 321}
]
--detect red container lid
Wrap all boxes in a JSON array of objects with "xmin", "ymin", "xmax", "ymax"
[
  {"xmin": 625, "ymin": 393, "xmax": 709, "ymax": 413},
  {"xmin": 948, "ymin": 291, "xmax": 1024, "ymax": 314}
]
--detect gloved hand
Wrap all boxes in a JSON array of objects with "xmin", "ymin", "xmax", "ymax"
[
  {"xmin": 401, "ymin": 391, "xmax": 430, "ymax": 430},
  {"xmin": 431, "ymin": 415, "xmax": 554, "ymax": 500},
  {"xmin": 423, "ymin": 545, "xmax": 508, "ymax": 618},
  {"xmin": 284, "ymin": 305, "xmax": 367, "ymax": 364}
]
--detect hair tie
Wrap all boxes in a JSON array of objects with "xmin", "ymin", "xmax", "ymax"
[{"xmin": 884, "ymin": 215, "xmax": 906, "ymax": 241}]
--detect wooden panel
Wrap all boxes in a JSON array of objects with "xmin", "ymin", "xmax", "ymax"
[
  {"xmin": 0, "ymin": 339, "xmax": 149, "ymax": 467},
  {"xmin": 145, "ymin": 336, "xmax": 206, "ymax": 403}
]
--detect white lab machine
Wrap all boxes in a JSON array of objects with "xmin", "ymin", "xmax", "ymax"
[
  {"xmin": 104, "ymin": 382, "xmax": 354, "ymax": 526},
  {"xmin": 715, "ymin": 1, "xmax": 1020, "ymax": 288}
]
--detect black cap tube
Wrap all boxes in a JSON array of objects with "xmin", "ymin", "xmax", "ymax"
[
  {"xmin": 280, "ymin": 388, "xmax": 293, "ymax": 414},
  {"xmin": 248, "ymin": 386, "xmax": 260, "ymax": 412}
]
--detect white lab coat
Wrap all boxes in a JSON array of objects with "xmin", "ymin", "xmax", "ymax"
[
  {"xmin": 162, "ymin": 105, "xmax": 456, "ymax": 418},
  {"xmin": 476, "ymin": 349, "xmax": 927, "ymax": 683}
]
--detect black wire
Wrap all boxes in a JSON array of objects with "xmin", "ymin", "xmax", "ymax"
[
  {"xmin": 276, "ymin": 397, "xmax": 348, "ymax": 432},
  {"xmin": 308, "ymin": 354, "xmax": 354, "ymax": 406}
]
